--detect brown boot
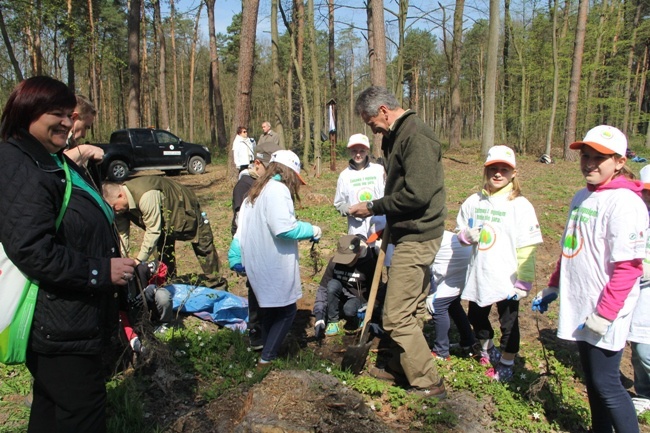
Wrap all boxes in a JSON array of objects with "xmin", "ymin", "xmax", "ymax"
[{"xmin": 410, "ymin": 378, "xmax": 447, "ymax": 400}]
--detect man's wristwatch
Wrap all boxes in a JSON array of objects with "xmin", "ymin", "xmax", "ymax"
[{"xmin": 366, "ymin": 201, "xmax": 374, "ymax": 214}]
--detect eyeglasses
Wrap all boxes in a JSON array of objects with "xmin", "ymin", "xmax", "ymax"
[{"xmin": 242, "ymin": 130, "xmax": 248, "ymax": 133}]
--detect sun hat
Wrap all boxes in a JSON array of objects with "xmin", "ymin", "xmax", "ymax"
[
  {"xmin": 332, "ymin": 235, "xmax": 362, "ymax": 265},
  {"xmin": 347, "ymin": 133, "xmax": 370, "ymax": 149},
  {"xmin": 484, "ymin": 145, "xmax": 516, "ymax": 168},
  {"xmin": 640, "ymin": 165, "xmax": 650, "ymax": 190},
  {"xmin": 270, "ymin": 150, "xmax": 306, "ymax": 184},
  {"xmin": 254, "ymin": 142, "xmax": 281, "ymax": 166},
  {"xmin": 569, "ymin": 125, "xmax": 627, "ymax": 156}
]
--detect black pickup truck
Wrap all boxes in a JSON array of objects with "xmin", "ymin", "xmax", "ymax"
[{"xmin": 96, "ymin": 128, "xmax": 212, "ymax": 181}]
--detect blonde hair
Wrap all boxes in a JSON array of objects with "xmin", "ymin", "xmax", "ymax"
[
  {"xmin": 247, "ymin": 162, "xmax": 302, "ymax": 205},
  {"xmin": 482, "ymin": 167, "xmax": 522, "ymax": 200}
]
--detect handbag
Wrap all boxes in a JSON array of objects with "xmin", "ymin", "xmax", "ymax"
[{"xmin": 0, "ymin": 156, "xmax": 72, "ymax": 364}]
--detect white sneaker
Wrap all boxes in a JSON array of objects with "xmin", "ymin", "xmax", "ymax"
[
  {"xmin": 154, "ymin": 324, "xmax": 169, "ymax": 335},
  {"xmin": 632, "ymin": 397, "xmax": 650, "ymax": 415}
]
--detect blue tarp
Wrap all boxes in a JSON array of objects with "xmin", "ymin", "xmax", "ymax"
[{"xmin": 167, "ymin": 284, "xmax": 248, "ymax": 332}]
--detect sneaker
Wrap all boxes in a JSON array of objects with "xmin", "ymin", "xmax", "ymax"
[
  {"xmin": 431, "ymin": 351, "xmax": 451, "ymax": 361},
  {"xmin": 248, "ymin": 328, "xmax": 263, "ymax": 351},
  {"xmin": 486, "ymin": 361, "xmax": 514, "ymax": 382},
  {"xmin": 325, "ymin": 322, "xmax": 340, "ymax": 336},
  {"xmin": 256, "ymin": 360, "xmax": 272, "ymax": 372},
  {"xmin": 410, "ymin": 379, "xmax": 447, "ymax": 400},
  {"xmin": 632, "ymin": 397, "xmax": 650, "ymax": 415},
  {"xmin": 479, "ymin": 345, "xmax": 501, "ymax": 366}
]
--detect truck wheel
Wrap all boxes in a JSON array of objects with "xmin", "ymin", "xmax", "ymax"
[
  {"xmin": 187, "ymin": 156, "xmax": 206, "ymax": 175},
  {"xmin": 107, "ymin": 160, "xmax": 129, "ymax": 181}
]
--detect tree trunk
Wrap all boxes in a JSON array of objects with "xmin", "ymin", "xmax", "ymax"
[
  {"xmin": 65, "ymin": 0, "xmax": 74, "ymax": 90},
  {"xmin": 153, "ymin": 0, "xmax": 170, "ymax": 130},
  {"xmin": 622, "ymin": 0, "xmax": 642, "ymax": 136},
  {"xmin": 0, "ymin": 6, "xmax": 23, "ymax": 82},
  {"xmin": 393, "ymin": 0, "xmax": 408, "ymax": 105},
  {"xmin": 308, "ymin": 0, "xmax": 322, "ymax": 176},
  {"xmin": 502, "ymin": 0, "xmax": 512, "ymax": 140},
  {"xmin": 545, "ymin": 0, "xmax": 560, "ymax": 156},
  {"xmin": 563, "ymin": 0, "xmax": 588, "ymax": 161},
  {"xmin": 584, "ymin": 0, "xmax": 608, "ymax": 130},
  {"xmin": 271, "ymin": 0, "xmax": 285, "ymax": 149},
  {"xmin": 481, "ymin": 0, "xmax": 499, "ymax": 157},
  {"xmin": 229, "ymin": 0, "xmax": 260, "ymax": 180},
  {"xmin": 141, "ymin": 0, "xmax": 151, "ymax": 127},
  {"xmin": 188, "ymin": 3, "xmax": 203, "ymax": 141},
  {"xmin": 205, "ymin": 0, "xmax": 228, "ymax": 149},
  {"xmin": 169, "ymin": 0, "xmax": 179, "ymax": 133},
  {"xmin": 87, "ymin": 0, "xmax": 98, "ymax": 125},
  {"xmin": 367, "ymin": 0, "xmax": 387, "ymax": 157},
  {"xmin": 449, "ymin": 0, "xmax": 465, "ymax": 150}
]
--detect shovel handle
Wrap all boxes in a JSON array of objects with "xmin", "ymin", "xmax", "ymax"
[{"xmin": 358, "ymin": 228, "xmax": 389, "ymax": 342}]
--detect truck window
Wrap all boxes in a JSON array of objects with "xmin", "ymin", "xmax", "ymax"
[
  {"xmin": 110, "ymin": 131, "xmax": 128, "ymax": 143},
  {"xmin": 156, "ymin": 131, "xmax": 179, "ymax": 145},
  {"xmin": 132, "ymin": 130, "xmax": 155, "ymax": 146}
]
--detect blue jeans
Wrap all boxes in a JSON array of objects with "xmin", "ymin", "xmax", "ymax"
[
  {"xmin": 431, "ymin": 295, "xmax": 476, "ymax": 357},
  {"xmin": 326, "ymin": 279, "xmax": 362, "ymax": 323},
  {"xmin": 577, "ymin": 341, "xmax": 639, "ymax": 433},
  {"xmin": 259, "ymin": 303, "xmax": 297, "ymax": 362},
  {"xmin": 632, "ymin": 342, "xmax": 650, "ymax": 399}
]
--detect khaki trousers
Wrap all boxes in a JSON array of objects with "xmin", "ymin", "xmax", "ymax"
[{"xmin": 383, "ymin": 236, "xmax": 441, "ymax": 389}]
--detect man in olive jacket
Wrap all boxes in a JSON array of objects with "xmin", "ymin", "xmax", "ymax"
[
  {"xmin": 103, "ymin": 176, "xmax": 226, "ymax": 288},
  {"xmin": 349, "ymin": 86, "xmax": 447, "ymax": 399}
]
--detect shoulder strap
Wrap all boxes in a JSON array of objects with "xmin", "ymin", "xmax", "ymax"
[{"xmin": 55, "ymin": 156, "xmax": 72, "ymax": 230}]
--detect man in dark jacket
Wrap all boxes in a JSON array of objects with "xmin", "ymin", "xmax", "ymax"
[
  {"xmin": 349, "ymin": 86, "xmax": 447, "ymax": 399},
  {"xmin": 102, "ymin": 176, "xmax": 226, "ymax": 289}
]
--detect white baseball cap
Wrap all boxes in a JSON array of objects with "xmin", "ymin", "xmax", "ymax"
[
  {"xmin": 347, "ymin": 133, "xmax": 370, "ymax": 149},
  {"xmin": 484, "ymin": 145, "xmax": 516, "ymax": 168},
  {"xmin": 569, "ymin": 125, "xmax": 627, "ymax": 156},
  {"xmin": 640, "ymin": 165, "xmax": 650, "ymax": 190},
  {"xmin": 270, "ymin": 150, "xmax": 306, "ymax": 184}
]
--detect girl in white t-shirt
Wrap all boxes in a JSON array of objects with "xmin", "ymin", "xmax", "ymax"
[
  {"xmin": 229, "ymin": 150, "xmax": 321, "ymax": 368},
  {"xmin": 457, "ymin": 145, "xmax": 543, "ymax": 382},
  {"xmin": 532, "ymin": 125, "xmax": 647, "ymax": 433}
]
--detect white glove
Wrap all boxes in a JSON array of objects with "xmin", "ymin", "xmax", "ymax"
[
  {"xmin": 336, "ymin": 203, "xmax": 350, "ymax": 216},
  {"xmin": 507, "ymin": 280, "xmax": 531, "ymax": 301},
  {"xmin": 461, "ymin": 226, "xmax": 482, "ymax": 244},
  {"xmin": 583, "ymin": 312, "xmax": 612, "ymax": 336},
  {"xmin": 311, "ymin": 225, "xmax": 322, "ymax": 241},
  {"xmin": 425, "ymin": 294, "xmax": 435, "ymax": 315}
]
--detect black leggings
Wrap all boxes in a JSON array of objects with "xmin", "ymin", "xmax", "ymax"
[{"xmin": 468, "ymin": 299, "xmax": 520, "ymax": 354}]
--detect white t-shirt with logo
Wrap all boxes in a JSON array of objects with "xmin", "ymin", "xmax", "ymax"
[
  {"xmin": 459, "ymin": 192, "xmax": 543, "ymax": 307},
  {"xmin": 557, "ymin": 188, "xmax": 647, "ymax": 351},
  {"xmin": 629, "ymin": 225, "xmax": 650, "ymax": 344},
  {"xmin": 334, "ymin": 162, "xmax": 385, "ymax": 238},
  {"xmin": 431, "ymin": 231, "xmax": 472, "ymax": 299},
  {"xmin": 239, "ymin": 180, "xmax": 302, "ymax": 307}
]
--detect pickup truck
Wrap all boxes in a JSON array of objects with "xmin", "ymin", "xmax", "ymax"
[{"xmin": 96, "ymin": 128, "xmax": 212, "ymax": 181}]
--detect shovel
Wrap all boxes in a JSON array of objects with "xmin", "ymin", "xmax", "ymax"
[{"xmin": 341, "ymin": 229, "xmax": 388, "ymax": 374}]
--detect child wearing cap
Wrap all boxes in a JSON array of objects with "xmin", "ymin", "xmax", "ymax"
[
  {"xmin": 532, "ymin": 125, "xmax": 647, "ymax": 432},
  {"xmin": 312, "ymin": 234, "xmax": 379, "ymax": 337},
  {"xmin": 457, "ymin": 145, "xmax": 543, "ymax": 382},
  {"xmin": 229, "ymin": 150, "xmax": 322, "ymax": 368},
  {"xmin": 333, "ymin": 133, "xmax": 386, "ymax": 239},
  {"xmin": 628, "ymin": 164, "xmax": 650, "ymax": 416}
]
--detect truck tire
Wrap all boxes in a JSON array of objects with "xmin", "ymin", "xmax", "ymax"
[
  {"xmin": 187, "ymin": 156, "xmax": 206, "ymax": 175},
  {"xmin": 107, "ymin": 160, "xmax": 129, "ymax": 182}
]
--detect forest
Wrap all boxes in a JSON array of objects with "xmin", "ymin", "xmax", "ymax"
[{"xmin": 1, "ymin": 0, "xmax": 650, "ymax": 173}]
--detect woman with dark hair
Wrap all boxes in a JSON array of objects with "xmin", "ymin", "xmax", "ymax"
[
  {"xmin": 0, "ymin": 76, "xmax": 137, "ymax": 433},
  {"xmin": 232, "ymin": 125, "xmax": 255, "ymax": 172}
]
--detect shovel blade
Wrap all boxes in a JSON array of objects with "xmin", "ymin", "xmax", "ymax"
[{"xmin": 341, "ymin": 340, "xmax": 372, "ymax": 375}]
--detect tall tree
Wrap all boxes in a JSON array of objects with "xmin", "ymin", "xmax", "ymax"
[
  {"xmin": 0, "ymin": 6, "xmax": 23, "ymax": 82},
  {"xmin": 308, "ymin": 0, "xmax": 322, "ymax": 175},
  {"xmin": 229, "ymin": 0, "xmax": 260, "ymax": 179},
  {"xmin": 65, "ymin": 0, "xmax": 74, "ymax": 90},
  {"xmin": 169, "ymin": 0, "xmax": 179, "ymax": 133},
  {"xmin": 563, "ymin": 0, "xmax": 589, "ymax": 160},
  {"xmin": 481, "ymin": 0, "xmax": 499, "ymax": 156},
  {"xmin": 367, "ymin": 0, "xmax": 387, "ymax": 157},
  {"xmin": 188, "ymin": 3, "xmax": 202, "ymax": 142},
  {"xmin": 271, "ymin": 0, "xmax": 285, "ymax": 148},
  {"xmin": 545, "ymin": 0, "xmax": 560, "ymax": 156},
  {"xmin": 622, "ymin": 0, "xmax": 643, "ymax": 135},
  {"xmin": 205, "ymin": 0, "xmax": 228, "ymax": 149},
  {"xmin": 448, "ymin": 0, "xmax": 465, "ymax": 150},
  {"xmin": 153, "ymin": 0, "xmax": 170, "ymax": 130},
  {"xmin": 127, "ymin": 0, "xmax": 141, "ymax": 127}
]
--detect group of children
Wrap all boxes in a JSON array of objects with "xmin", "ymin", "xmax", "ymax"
[{"xmin": 228, "ymin": 124, "xmax": 650, "ymax": 432}]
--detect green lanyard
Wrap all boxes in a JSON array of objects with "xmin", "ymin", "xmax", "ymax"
[{"xmin": 54, "ymin": 154, "xmax": 72, "ymax": 229}]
